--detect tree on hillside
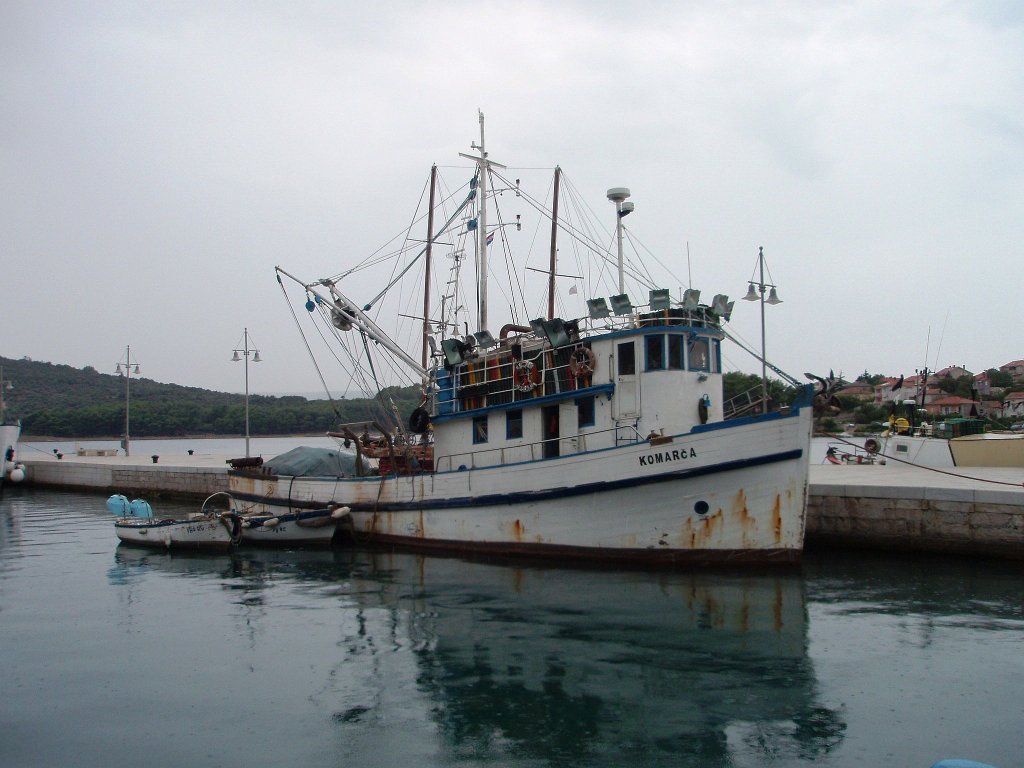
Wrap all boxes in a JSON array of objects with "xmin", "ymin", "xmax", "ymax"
[
  {"xmin": 987, "ymin": 368, "xmax": 1013, "ymax": 388},
  {"xmin": 856, "ymin": 371, "xmax": 888, "ymax": 386}
]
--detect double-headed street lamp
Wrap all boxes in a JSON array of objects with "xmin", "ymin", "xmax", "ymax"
[
  {"xmin": 742, "ymin": 246, "xmax": 783, "ymax": 414},
  {"xmin": 116, "ymin": 346, "xmax": 140, "ymax": 456},
  {"xmin": 231, "ymin": 328, "xmax": 261, "ymax": 457}
]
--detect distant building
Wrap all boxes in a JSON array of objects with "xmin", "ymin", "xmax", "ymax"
[
  {"xmin": 924, "ymin": 396, "xmax": 979, "ymax": 418},
  {"xmin": 980, "ymin": 399, "xmax": 1002, "ymax": 417},
  {"xmin": 837, "ymin": 383, "xmax": 874, "ymax": 401},
  {"xmin": 1002, "ymin": 391, "xmax": 1024, "ymax": 419},
  {"xmin": 999, "ymin": 360, "xmax": 1024, "ymax": 384},
  {"xmin": 933, "ymin": 365, "xmax": 972, "ymax": 380},
  {"xmin": 974, "ymin": 370, "xmax": 992, "ymax": 396}
]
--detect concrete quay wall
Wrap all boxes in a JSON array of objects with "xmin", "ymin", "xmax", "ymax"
[
  {"xmin": 21, "ymin": 455, "xmax": 227, "ymax": 499},
  {"xmin": 807, "ymin": 464, "xmax": 1024, "ymax": 559}
]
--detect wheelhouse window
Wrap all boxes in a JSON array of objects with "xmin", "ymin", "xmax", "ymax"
[
  {"xmin": 617, "ymin": 341, "xmax": 636, "ymax": 376},
  {"xmin": 472, "ymin": 415, "xmax": 488, "ymax": 444},
  {"xmin": 645, "ymin": 335, "xmax": 665, "ymax": 371},
  {"xmin": 576, "ymin": 395, "xmax": 595, "ymax": 428},
  {"xmin": 668, "ymin": 335, "xmax": 685, "ymax": 370},
  {"xmin": 506, "ymin": 409, "xmax": 523, "ymax": 440},
  {"xmin": 688, "ymin": 338, "xmax": 710, "ymax": 372}
]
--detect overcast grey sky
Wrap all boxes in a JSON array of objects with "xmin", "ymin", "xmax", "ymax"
[{"xmin": 3, "ymin": 1, "xmax": 1023, "ymax": 395}]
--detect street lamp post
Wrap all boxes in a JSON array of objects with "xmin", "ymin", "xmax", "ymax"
[
  {"xmin": 231, "ymin": 328, "xmax": 261, "ymax": 458},
  {"xmin": 115, "ymin": 346, "xmax": 140, "ymax": 456},
  {"xmin": 742, "ymin": 246, "xmax": 783, "ymax": 414}
]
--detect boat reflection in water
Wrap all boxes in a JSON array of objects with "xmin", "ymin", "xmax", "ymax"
[
  {"xmin": 363, "ymin": 556, "xmax": 844, "ymax": 765},
  {"xmin": 112, "ymin": 545, "xmax": 846, "ymax": 766}
]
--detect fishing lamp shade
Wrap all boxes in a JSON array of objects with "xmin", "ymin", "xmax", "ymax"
[
  {"xmin": 610, "ymin": 294, "xmax": 632, "ymax": 316},
  {"xmin": 649, "ymin": 289, "xmax": 671, "ymax": 311},
  {"xmin": 587, "ymin": 298, "xmax": 610, "ymax": 319}
]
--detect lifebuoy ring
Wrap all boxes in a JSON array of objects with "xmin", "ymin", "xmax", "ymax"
[
  {"xmin": 864, "ymin": 438, "xmax": 881, "ymax": 454},
  {"xmin": 568, "ymin": 346, "xmax": 596, "ymax": 377},
  {"xmin": 514, "ymin": 360, "xmax": 539, "ymax": 392},
  {"xmin": 408, "ymin": 406, "xmax": 430, "ymax": 434}
]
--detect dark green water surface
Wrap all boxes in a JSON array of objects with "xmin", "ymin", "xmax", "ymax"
[{"xmin": 1, "ymin": 489, "xmax": 1020, "ymax": 767}]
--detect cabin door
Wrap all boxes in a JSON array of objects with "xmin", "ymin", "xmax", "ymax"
[
  {"xmin": 613, "ymin": 340, "xmax": 639, "ymax": 419},
  {"xmin": 542, "ymin": 405, "xmax": 560, "ymax": 459}
]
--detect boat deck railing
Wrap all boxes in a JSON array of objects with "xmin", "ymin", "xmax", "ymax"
[
  {"xmin": 433, "ymin": 422, "xmax": 644, "ymax": 472},
  {"xmin": 434, "ymin": 343, "xmax": 600, "ymax": 416}
]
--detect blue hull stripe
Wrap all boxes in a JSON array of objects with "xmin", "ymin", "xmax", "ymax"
[{"xmin": 232, "ymin": 448, "xmax": 804, "ymax": 513}]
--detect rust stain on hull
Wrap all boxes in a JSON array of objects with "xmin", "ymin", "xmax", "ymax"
[{"xmin": 772, "ymin": 495, "xmax": 783, "ymax": 544}]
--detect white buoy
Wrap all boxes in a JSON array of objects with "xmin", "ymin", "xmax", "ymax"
[
  {"xmin": 263, "ymin": 517, "xmax": 280, "ymax": 528},
  {"xmin": 331, "ymin": 505, "xmax": 351, "ymax": 519},
  {"xmin": 8, "ymin": 465, "xmax": 25, "ymax": 483}
]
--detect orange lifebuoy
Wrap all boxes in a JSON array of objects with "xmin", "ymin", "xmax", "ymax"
[{"xmin": 568, "ymin": 346, "xmax": 596, "ymax": 377}]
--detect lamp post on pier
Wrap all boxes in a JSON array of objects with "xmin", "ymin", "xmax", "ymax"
[
  {"xmin": 116, "ymin": 346, "xmax": 140, "ymax": 456},
  {"xmin": 742, "ymin": 247, "xmax": 783, "ymax": 415},
  {"xmin": 231, "ymin": 328, "xmax": 261, "ymax": 458}
]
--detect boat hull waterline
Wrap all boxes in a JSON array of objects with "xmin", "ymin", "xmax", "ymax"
[
  {"xmin": 229, "ymin": 412, "xmax": 811, "ymax": 564},
  {"xmin": 238, "ymin": 506, "xmax": 350, "ymax": 547},
  {"xmin": 114, "ymin": 516, "xmax": 240, "ymax": 551}
]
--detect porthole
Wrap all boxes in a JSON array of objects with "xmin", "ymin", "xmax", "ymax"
[{"xmin": 694, "ymin": 500, "xmax": 709, "ymax": 515}]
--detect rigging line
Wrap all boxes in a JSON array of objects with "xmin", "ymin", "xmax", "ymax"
[
  {"xmin": 823, "ymin": 434, "xmax": 1024, "ymax": 488},
  {"xmin": 491, "ymin": 168, "xmax": 657, "ymax": 299},
  {"xmin": 720, "ymin": 328, "xmax": 801, "ymax": 387},
  {"xmin": 490, "ymin": 169, "xmax": 609, "ymax": 259},
  {"xmin": 312, "ymin": 303, "xmax": 411, "ymax": 397},
  {"xmin": 362, "ymin": 186, "xmax": 477, "ymax": 311},
  {"xmin": 276, "ymin": 274, "xmax": 343, "ymax": 420},
  {"xmin": 329, "ymin": 178, "xmax": 469, "ymax": 282},
  {"xmin": 932, "ymin": 311, "xmax": 950, "ymax": 371}
]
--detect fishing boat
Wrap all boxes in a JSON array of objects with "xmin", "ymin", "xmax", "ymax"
[
  {"xmin": 1, "ymin": 366, "xmax": 25, "ymax": 490},
  {"xmin": 229, "ymin": 113, "xmax": 814, "ymax": 565},
  {"xmin": 225, "ymin": 450, "xmax": 355, "ymax": 546},
  {"xmin": 108, "ymin": 493, "xmax": 242, "ymax": 551}
]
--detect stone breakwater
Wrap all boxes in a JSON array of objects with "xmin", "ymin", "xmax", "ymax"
[
  {"xmin": 15, "ymin": 455, "xmax": 1024, "ymax": 559},
  {"xmin": 807, "ymin": 464, "xmax": 1024, "ymax": 559}
]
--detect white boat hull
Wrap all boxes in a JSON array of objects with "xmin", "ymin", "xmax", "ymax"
[
  {"xmin": 114, "ymin": 515, "xmax": 238, "ymax": 551},
  {"xmin": 1, "ymin": 422, "xmax": 23, "ymax": 489},
  {"xmin": 229, "ymin": 410, "xmax": 811, "ymax": 564},
  {"xmin": 239, "ymin": 507, "xmax": 348, "ymax": 547}
]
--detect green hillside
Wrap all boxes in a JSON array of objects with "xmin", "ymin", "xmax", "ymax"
[{"xmin": 0, "ymin": 356, "xmax": 420, "ymax": 439}]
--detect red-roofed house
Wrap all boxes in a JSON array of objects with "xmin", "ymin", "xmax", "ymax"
[
  {"xmin": 923, "ymin": 396, "xmax": 979, "ymax": 418},
  {"xmin": 933, "ymin": 365, "xmax": 972, "ymax": 379},
  {"xmin": 999, "ymin": 361, "xmax": 1024, "ymax": 384}
]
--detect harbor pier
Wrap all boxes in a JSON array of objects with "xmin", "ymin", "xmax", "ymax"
[{"xmin": 13, "ymin": 453, "xmax": 1024, "ymax": 559}]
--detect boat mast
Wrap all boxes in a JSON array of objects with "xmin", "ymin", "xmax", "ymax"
[
  {"xmin": 607, "ymin": 187, "xmax": 633, "ymax": 295},
  {"xmin": 547, "ymin": 166, "xmax": 561, "ymax": 320},
  {"xmin": 422, "ymin": 164, "xmax": 437, "ymax": 370},
  {"xmin": 459, "ymin": 110, "xmax": 505, "ymax": 332}
]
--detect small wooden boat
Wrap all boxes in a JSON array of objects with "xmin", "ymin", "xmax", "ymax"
[
  {"xmin": 237, "ymin": 501, "xmax": 351, "ymax": 547},
  {"xmin": 108, "ymin": 493, "xmax": 242, "ymax": 551}
]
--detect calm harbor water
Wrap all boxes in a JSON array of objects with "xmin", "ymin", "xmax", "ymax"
[{"xmin": 1, "ymin": 487, "xmax": 1021, "ymax": 768}]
